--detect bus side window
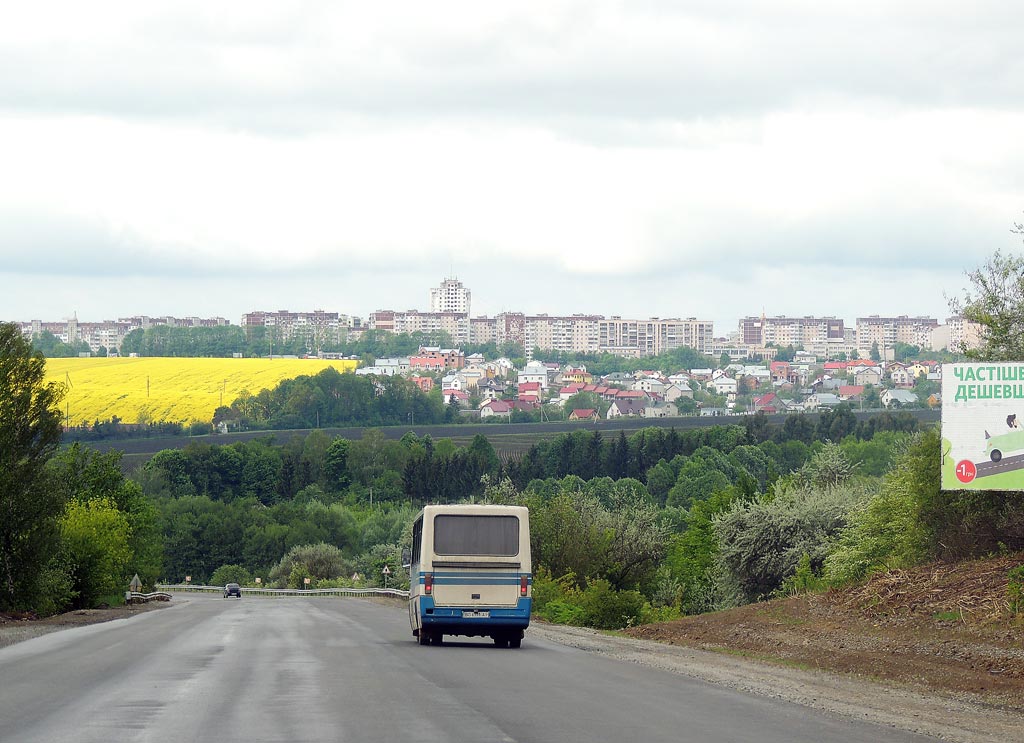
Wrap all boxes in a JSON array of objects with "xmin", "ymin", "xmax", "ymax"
[{"xmin": 410, "ymin": 517, "xmax": 422, "ymax": 572}]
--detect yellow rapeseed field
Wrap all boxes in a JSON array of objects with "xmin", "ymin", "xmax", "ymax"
[{"xmin": 44, "ymin": 357, "xmax": 359, "ymax": 425}]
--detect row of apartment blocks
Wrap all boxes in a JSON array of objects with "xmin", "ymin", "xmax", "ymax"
[
  {"xmin": 14, "ymin": 309, "xmax": 981, "ymax": 359},
  {"xmin": 728, "ymin": 314, "xmax": 981, "ymax": 360},
  {"xmin": 14, "ymin": 315, "xmax": 231, "ymax": 354},
  {"xmin": 367, "ymin": 310, "xmax": 716, "ymax": 357}
]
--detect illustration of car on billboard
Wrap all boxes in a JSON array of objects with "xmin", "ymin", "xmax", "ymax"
[{"xmin": 984, "ymin": 418, "xmax": 1024, "ymax": 462}]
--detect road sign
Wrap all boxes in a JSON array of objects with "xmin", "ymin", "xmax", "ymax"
[{"xmin": 382, "ymin": 565, "xmax": 391, "ymax": 576}]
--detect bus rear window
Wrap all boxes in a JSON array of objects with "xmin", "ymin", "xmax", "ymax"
[{"xmin": 433, "ymin": 515, "xmax": 519, "ymax": 556}]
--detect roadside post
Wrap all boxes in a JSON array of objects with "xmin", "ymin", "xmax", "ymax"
[{"xmin": 382, "ymin": 565, "xmax": 391, "ymax": 590}]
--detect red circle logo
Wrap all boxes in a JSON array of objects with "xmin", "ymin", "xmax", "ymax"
[{"xmin": 954, "ymin": 460, "xmax": 977, "ymax": 484}]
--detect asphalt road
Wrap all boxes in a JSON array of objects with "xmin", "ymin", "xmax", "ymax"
[
  {"xmin": 0, "ymin": 595, "xmax": 936, "ymax": 743},
  {"xmin": 976, "ymin": 451, "xmax": 1024, "ymax": 477}
]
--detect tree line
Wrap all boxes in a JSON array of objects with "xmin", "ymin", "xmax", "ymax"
[{"xmin": 117, "ymin": 324, "xmax": 526, "ymax": 362}]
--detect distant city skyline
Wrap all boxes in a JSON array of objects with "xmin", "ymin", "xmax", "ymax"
[
  {"xmin": 2, "ymin": 3, "xmax": 1020, "ymax": 335},
  {"xmin": 6, "ymin": 268, "xmax": 956, "ymax": 341}
]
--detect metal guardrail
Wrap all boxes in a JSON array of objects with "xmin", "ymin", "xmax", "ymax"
[
  {"xmin": 156, "ymin": 584, "xmax": 410, "ymax": 598},
  {"xmin": 126, "ymin": 591, "xmax": 172, "ymax": 603}
]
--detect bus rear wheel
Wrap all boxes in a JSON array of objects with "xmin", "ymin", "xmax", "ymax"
[
  {"xmin": 417, "ymin": 630, "xmax": 430, "ymax": 645},
  {"xmin": 509, "ymin": 636, "xmax": 522, "ymax": 648},
  {"xmin": 430, "ymin": 632, "xmax": 444, "ymax": 645}
]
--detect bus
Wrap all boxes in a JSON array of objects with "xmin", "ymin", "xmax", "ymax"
[{"xmin": 405, "ymin": 504, "xmax": 531, "ymax": 648}]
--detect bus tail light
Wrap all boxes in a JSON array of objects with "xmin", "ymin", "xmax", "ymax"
[
  {"xmin": 520, "ymin": 575, "xmax": 528, "ymax": 597},
  {"xmin": 424, "ymin": 573, "xmax": 433, "ymax": 595}
]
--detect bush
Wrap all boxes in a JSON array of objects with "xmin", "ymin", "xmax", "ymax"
[
  {"xmin": 775, "ymin": 553, "xmax": 827, "ymax": 598},
  {"xmin": 714, "ymin": 479, "xmax": 873, "ymax": 602},
  {"xmin": 1009, "ymin": 565, "xmax": 1024, "ymax": 615},
  {"xmin": 824, "ymin": 429, "xmax": 941, "ymax": 586},
  {"xmin": 269, "ymin": 542, "xmax": 349, "ymax": 588},
  {"xmin": 578, "ymin": 579, "xmax": 646, "ymax": 629},
  {"xmin": 60, "ymin": 498, "xmax": 132, "ymax": 609},
  {"xmin": 210, "ymin": 564, "xmax": 252, "ymax": 587}
]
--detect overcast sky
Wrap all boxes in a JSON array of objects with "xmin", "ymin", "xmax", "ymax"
[{"xmin": 2, "ymin": 1, "xmax": 1022, "ymax": 334}]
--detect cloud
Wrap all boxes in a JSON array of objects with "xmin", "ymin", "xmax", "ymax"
[
  {"xmin": 2, "ymin": 2, "xmax": 1023, "ymax": 136},
  {"xmin": 1, "ymin": 1, "xmax": 1022, "ymax": 334}
]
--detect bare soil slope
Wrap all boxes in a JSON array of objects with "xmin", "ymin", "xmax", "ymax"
[{"xmin": 626, "ymin": 553, "xmax": 1024, "ymax": 710}]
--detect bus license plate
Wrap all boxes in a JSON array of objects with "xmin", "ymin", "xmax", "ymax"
[{"xmin": 463, "ymin": 610, "xmax": 490, "ymax": 618}]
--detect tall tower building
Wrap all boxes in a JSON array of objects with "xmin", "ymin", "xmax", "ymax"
[{"xmin": 429, "ymin": 277, "xmax": 471, "ymax": 316}]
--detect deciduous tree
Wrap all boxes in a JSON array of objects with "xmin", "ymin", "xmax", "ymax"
[{"xmin": 0, "ymin": 323, "xmax": 67, "ymax": 611}]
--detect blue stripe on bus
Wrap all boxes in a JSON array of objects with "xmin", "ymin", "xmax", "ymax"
[
  {"xmin": 425, "ymin": 577, "xmax": 532, "ymax": 581},
  {"xmin": 418, "ymin": 575, "xmax": 531, "ymax": 585}
]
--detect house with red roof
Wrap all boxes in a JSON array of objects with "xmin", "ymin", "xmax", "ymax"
[
  {"xmin": 410, "ymin": 375, "xmax": 434, "ymax": 392},
  {"xmin": 518, "ymin": 381, "xmax": 542, "ymax": 402},
  {"xmin": 443, "ymin": 389, "xmax": 470, "ymax": 407},
  {"xmin": 568, "ymin": 408, "xmax": 599, "ymax": 422},
  {"xmin": 839, "ymin": 385, "xmax": 865, "ymax": 401},
  {"xmin": 479, "ymin": 399, "xmax": 513, "ymax": 419},
  {"xmin": 559, "ymin": 383, "xmax": 584, "ymax": 401},
  {"xmin": 752, "ymin": 392, "xmax": 779, "ymax": 413}
]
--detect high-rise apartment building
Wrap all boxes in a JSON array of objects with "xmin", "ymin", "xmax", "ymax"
[
  {"xmin": 429, "ymin": 277, "xmax": 471, "ymax": 316},
  {"xmin": 856, "ymin": 315, "xmax": 938, "ymax": 350},
  {"xmin": 739, "ymin": 315, "xmax": 845, "ymax": 347},
  {"xmin": 240, "ymin": 310, "xmax": 351, "ymax": 348}
]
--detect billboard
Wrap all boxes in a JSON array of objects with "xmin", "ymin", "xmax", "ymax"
[{"xmin": 941, "ymin": 362, "xmax": 1024, "ymax": 490}]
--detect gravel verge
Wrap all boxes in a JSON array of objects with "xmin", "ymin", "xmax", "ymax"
[{"xmin": 529, "ymin": 622, "xmax": 1024, "ymax": 743}]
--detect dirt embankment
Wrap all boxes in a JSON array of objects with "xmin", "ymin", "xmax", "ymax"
[{"xmin": 624, "ymin": 553, "xmax": 1024, "ymax": 710}]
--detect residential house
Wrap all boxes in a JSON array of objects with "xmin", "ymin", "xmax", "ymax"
[
  {"xmin": 643, "ymin": 401, "xmax": 678, "ymax": 418},
  {"xmin": 479, "ymin": 399, "xmax": 513, "ymax": 419},
  {"xmin": 752, "ymin": 392, "xmax": 779, "ymax": 413},
  {"xmin": 568, "ymin": 408, "xmax": 599, "ymax": 422},
  {"xmin": 663, "ymin": 382, "xmax": 693, "ymax": 402},
  {"xmin": 853, "ymin": 366, "xmax": 884, "ymax": 387},
  {"xmin": 410, "ymin": 346, "xmax": 465, "ymax": 371},
  {"xmin": 607, "ymin": 399, "xmax": 647, "ymax": 418},
  {"xmin": 518, "ymin": 381, "xmax": 543, "ymax": 402},
  {"xmin": 838, "ymin": 385, "xmax": 865, "ymax": 402},
  {"xmin": 769, "ymin": 361, "xmax": 792, "ymax": 383},
  {"xmin": 441, "ymin": 373, "xmax": 467, "ymax": 392},
  {"xmin": 602, "ymin": 372, "xmax": 634, "ymax": 387},
  {"xmin": 477, "ymin": 379, "xmax": 507, "ymax": 401},
  {"xmin": 632, "ymin": 378, "xmax": 667, "ymax": 396},
  {"xmin": 410, "ymin": 375, "xmax": 434, "ymax": 392},
  {"xmin": 803, "ymin": 393, "xmax": 842, "ymax": 410},
  {"xmin": 458, "ymin": 366, "xmax": 487, "ymax": 389},
  {"xmin": 558, "ymin": 383, "xmax": 584, "ymax": 401},
  {"xmin": 907, "ymin": 362, "xmax": 930, "ymax": 379},
  {"xmin": 355, "ymin": 356, "xmax": 410, "ymax": 376},
  {"xmin": 881, "ymin": 389, "xmax": 919, "ymax": 408},
  {"xmin": 517, "ymin": 361, "xmax": 549, "ymax": 389},
  {"xmin": 443, "ymin": 389, "xmax": 471, "ymax": 407},
  {"xmin": 689, "ymin": 368, "xmax": 714, "ymax": 382},
  {"xmin": 887, "ymin": 362, "xmax": 913, "ymax": 387},
  {"xmin": 561, "ymin": 366, "xmax": 593, "ymax": 386},
  {"xmin": 707, "ymin": 375, "xmax": 737, "ymax": 395}
]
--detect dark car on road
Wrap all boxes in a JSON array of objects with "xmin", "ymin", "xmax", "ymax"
[{"xmin": 223, "ymin": 583, "xmax": 242, "ymax": 598}]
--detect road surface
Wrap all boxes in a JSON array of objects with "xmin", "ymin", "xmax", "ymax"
[{"xmin": 0, "ymin": 594, "xmax": 935, "ymax": 743}]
